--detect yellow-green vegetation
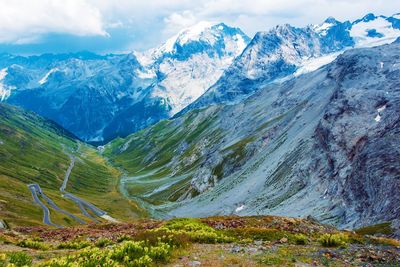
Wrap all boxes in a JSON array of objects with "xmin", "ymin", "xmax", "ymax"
[
  {"xmin": 57, "ymin": 240, "xmax": 91, "ymax": 250},
  {"xmin": 0, "ymin": 103, "xmax": 144, "ymax": 227},
  {"xmin": 293, "ymin": 234, "xmax": 308, "ymax": 245},
  {"xmin": 151, "ymin": 218, "xmax": 235, "ymax": 244},
  {"xmin": 0, "ymin": 216, "xmax": 399, "ymax": 267},
  {"xmin": 260, "ymin": 246, "xmax": 315, "ymax": 266},
  {"xmin": 1, "ymin": 252, "xmax": 32, "ymax": 267},
  {"xmin": 17, "ymin": 239, "xmax": 49, "ymax": 250},
  {"xmin": 318, "ymin": 233, "xmax": 349, "ymax": 247},
  {"xmin": 355, "ymin": 222, "xmax": 394, "ymax": 236},
  {"xmin": 104, "ymin": 107, "xmax": 224, "ymax": 205},
  {"xmin": 227, "ymin": 227, "xmax": 294, "ymax": 243},
  {"xmin": 39, "ymin": 241, "xmax": 172, "ymax": 267}
]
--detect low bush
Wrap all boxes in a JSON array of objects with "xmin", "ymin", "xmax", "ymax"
[
  {"xmin": 133, "ymin": 229, "xmax": 189, "ymax": 248},
  {"xmin": 40, "ymin": 240, "xmax": 172, "ymax": 267},
  {"xmin": 57, "ymin": 240, "xmax": 91, "ymax": 250},
  {"xmin": 151, "ymin": 218, "xmax": 235, "ymax": 244},
  {"xmin": 294, "ymin": 234, "xmax": 308, "ymax": 245},
  {"xmin": 95, "ymin": 238, "xmax": 113, "ymax": 248},
  {"xmin": 318, "ymin": 233, "xmax": 348, "ymax": 248},
  {"xmin": 8, "ymin": 252, "xmax": 32, "ymax": 267},
  {"xmin": 228, "ymin": 227, "xmax": 293, "ymax": 242},
  {"xmin": 17, "ymin": 239, "xmax": 49, "ymax": 250},
  {"xmin": 117, "ymin": 234, "xmax": 133, "ymax": 243}
]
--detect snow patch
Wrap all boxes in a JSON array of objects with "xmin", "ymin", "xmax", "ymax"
[
  {"xmin": 313, "ymin": 22, "xmax": 334, "ymax": 36},
  {"xmin": 351, "ymin": 17, "xmax": 400, "ymax": 47},
  {"xmin": 179, "ymin": 21, "xmax": 214, "ymax": 45},
  {"xmin": 375, "ymin": 104, "xmax": 386, "ymax": 122},
  {"xmin": 235, "ymin": 204, "xmax": 245, "ymax": 213},
  {"xmin": 136, "ymin": 69, "xmax": 156, "ymax": 79},
  {"xmin": 294, "ymin": 52, "xmax": 342, "ymax": 77},
  {"xmin": 0, "ymin": 68, "xmax": 15, "ymax": 101},
  {"xmin": 377, "ymin": 104, "xmax": 386, "ymax": 113},
  {"xmin": 133, "ymin": 51, "xmax": 154, "ymax": 67},
  {"xmin": 100, "ymin": 214, "xmax": 119, "ymax": 223},
  {"xmin": 39, "ymin": 68, "xmax": 59, "ymax": 85}
]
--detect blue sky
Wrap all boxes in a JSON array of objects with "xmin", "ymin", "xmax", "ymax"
[{"xmin": 0, "ymin": 0, "xmax": 399, "ymax": 55}]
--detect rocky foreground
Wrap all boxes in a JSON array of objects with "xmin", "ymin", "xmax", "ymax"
[{"xmin": 0, "ymin": 216, "xmax": 399, "ymax": 266}]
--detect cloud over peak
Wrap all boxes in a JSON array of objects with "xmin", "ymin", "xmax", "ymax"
[{"xmin": 0, "ymin": 0, "xmax": 107, "ymax": 44}]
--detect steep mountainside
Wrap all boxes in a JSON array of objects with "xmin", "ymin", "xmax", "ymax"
[
  {"xmin": 105, "ymin": 42, "xmax": 400, "ymax": 230},
  {"xmin": 0, "ymin": 103, "xmax": 143, "ymax": 227},
  {"xmin": 183, "ymin": 13, "xmax": 400, "ymax": 113},
  {"xmin": 0, "ymin": 23, "xmax": 249, "ymax": 143}
]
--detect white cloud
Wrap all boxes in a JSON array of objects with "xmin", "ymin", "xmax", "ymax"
[
  {"xmin": 0, "ymin": 0, "xmax": 399, "ymax": 49},
  {"xmin": 163, "ymin": 11, "xmax": 199, "ymax": 36},
  {"xmin": 0, "ymin": 0, "xmax": 107, "ymax": 44}
]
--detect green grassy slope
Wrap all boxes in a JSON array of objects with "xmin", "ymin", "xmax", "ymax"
[
  {"xmin": 0, "ymin": 103, "xmax": 144, "ymax": 227},
  {"xmin": 104, "ymin": 106, "xmax": 226, "ymax": 205},
  {"xmin": 104, "ymin": 101, "xmax": 291, "ymax": 207}
]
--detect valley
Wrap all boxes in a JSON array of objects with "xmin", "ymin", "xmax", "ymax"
[
  {"xmin": 0, "ymin": 8, "xmax": 399, "ymax": 267},
  {"xmin": 0, "ymin": 103, "xmax": 145, "ymax": 228}
]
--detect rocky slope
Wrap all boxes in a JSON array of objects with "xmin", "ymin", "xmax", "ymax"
[
  {"xmin": 105, "ymin": 42, "xmax": 400, "ymax": 230},
  {"xmin": 182, "ymin": 13, "xmax": 400, "ymax": 113}
]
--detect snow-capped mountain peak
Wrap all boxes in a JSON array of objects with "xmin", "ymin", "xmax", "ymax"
[
  {"xmin": 145, "ymin": 21, "xmax": 250, "ymax": 62},
  {"xmin": 167, "ymin": 21, "xmax": 215, "ymax": 49},
  {"xmin": 313, "ymin": 17, "xmax": 341, "ymax": 36}
]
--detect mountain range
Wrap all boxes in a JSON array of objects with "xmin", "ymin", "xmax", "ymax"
[
  {"xmin": 1, "ymin": 12, "xmax": 400, "ymax": 234},
  {"xmin": 0, "ymin": 23, "xmax": 249, "ymax": 143},
  {"xmin": 105, "ymin": 40, "xmax": 400, "ymax": 230},
  {"xmin": 2, "ymin": 13, "xmax": 400, "ymax": 144}
]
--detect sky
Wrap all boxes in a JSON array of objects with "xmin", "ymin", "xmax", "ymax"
[{"xmin": 0, "ymin": 0, "xmax": 399, "ymax": 55}]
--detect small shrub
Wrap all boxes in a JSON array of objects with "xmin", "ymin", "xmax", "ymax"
[
  {"xmin": 41, "ymin": 240, "xmax": 172, "ymax": 267},
  {"xmin": 319, "ymin": 233, "xmax": 348, "ymax": 248},
  {"xmin": 134, "ymin": 229, "xmax": 189, "ymax": 248},
  {"xmin": 151, "ymin": 218, "xmax": 234, "ymax": 244},
  {"xmin": 294, "ymin": 234, "xmax": 308, "ymax": 245},
  {"xmin": 117, "ymin": 234, "xmax": 133, "ymax": 243},
  {"xmin": 57, "ymin": 240, "xmax": 91, "ymax": 250},
  {"xmin": 0, "ymin": 253, "xmax": 6, "ymax": 267},
  {"xmin": 228, "ymin": 227, "xmax": 292, "ymax": 242},
  {"xmin": 355, "ymin": 222, "xmax": 393, "ymax": 236},
  {"xmin": 95, "ymin": 238, "xmax": 113, "ymax": 248},
  {"xmin": 369, "ymin": 236, "xmax": 400, "ymax": 247},
  {"xmin": 8, "ymin": 252, "xmax": 32, "ymax": 267},
  {"xmin": 17, "ymin": 239, "xmax": 49, "ymax": 250}
]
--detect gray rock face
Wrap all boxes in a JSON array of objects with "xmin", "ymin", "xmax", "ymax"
[
  {"xmin": 109, "ymin": 42, "xmax": 400, "ymax": 229},
  {"xmin": 179, "ymin": 43, "xmax": 400, "ymax": 229}
]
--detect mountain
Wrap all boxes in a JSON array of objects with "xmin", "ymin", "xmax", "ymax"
[
  {"xmin": 1, "ymin": 52, "xmax": 156, "ymax": 143},
  {"xmin": 137, "ymin": 22, "xmax": 250, "ymax": 114},
  {"xmin": 0, "ymin": 23, "xmax": 249, "ymax": 143},
  {"xmin": 0, "ymin": 103, "xmax": 143, "ymax": 227},
  {"xmin": 182, "ymin": 13, "xmax": 400, "ymax": 113},
  {"xmin": 105, "ymin": 42, "xmax": 400, "ymax": 230}
]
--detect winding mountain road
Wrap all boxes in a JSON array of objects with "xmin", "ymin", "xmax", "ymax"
[
  {"xmin": 28, "ymin": 184, "xmax": 62, "ymax": 228},
  {"xmin": 60, "ymin": 145, "xmax": 117, "ymax": 223},
  {"xmin": 60, "ymin": 153, "xmax": 75, "ymax": 192},
  {"xmin": 28, "ymin": 143, "xmax": 117, "ymax": 226}
]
